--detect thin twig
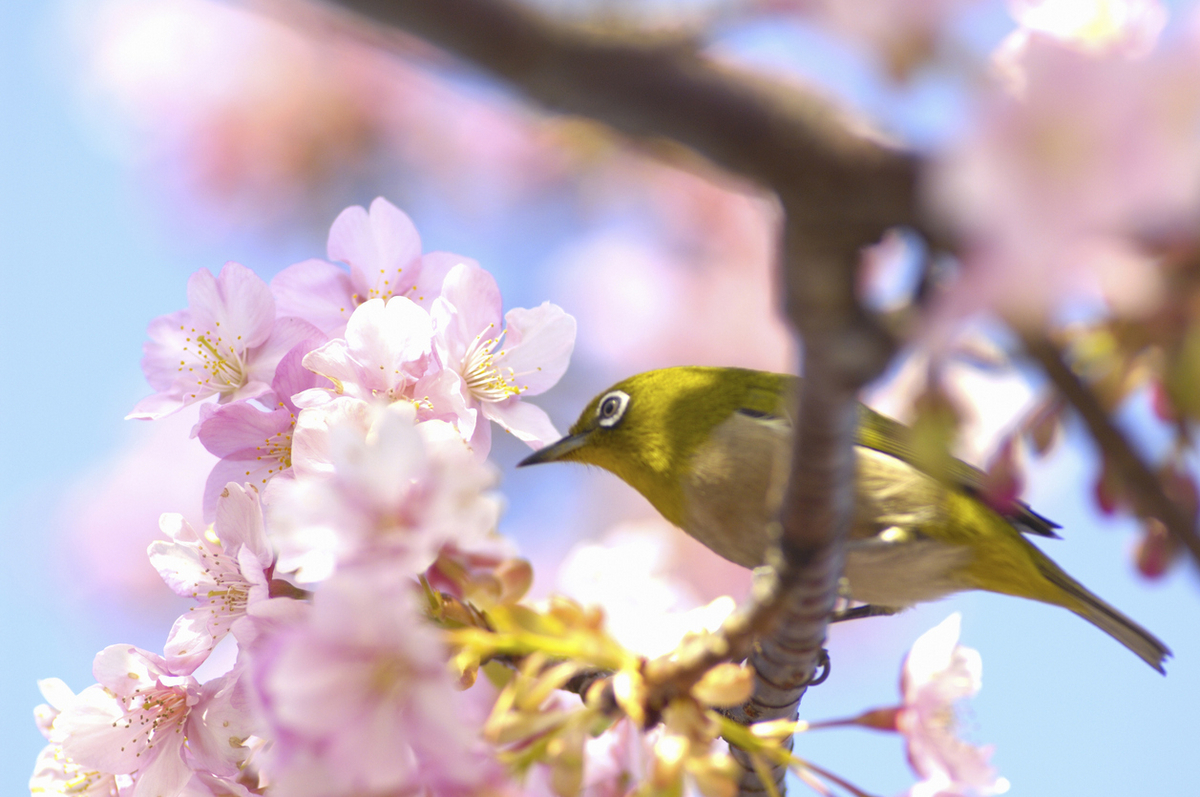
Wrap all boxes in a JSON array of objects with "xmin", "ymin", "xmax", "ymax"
[{"xmin": 1023, "ymin": 333, "xmax": 1200, "ymax": 568}]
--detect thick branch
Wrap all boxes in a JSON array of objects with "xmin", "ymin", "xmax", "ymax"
[
  {"xmin": 319, "ymin": 0, "xmax": 921, "ymax": 230},
  {"xmin": 304, "ymin": 2, "xmax": 906, "ymax": 793},
  {"xmin": 1024, "ymin": 334, "xmax": 1200, "ymax": 568}
]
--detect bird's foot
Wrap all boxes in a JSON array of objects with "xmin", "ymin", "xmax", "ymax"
[{"xmin": 806, "ymin": 648, "xmax": 831, "ymax": 687}]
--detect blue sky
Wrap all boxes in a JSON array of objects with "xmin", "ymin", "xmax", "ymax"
[{"xmin": 1, "ymin": 1, "xmax": 1195, "ymax": 795}]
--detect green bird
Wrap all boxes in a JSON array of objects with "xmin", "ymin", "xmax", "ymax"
[{"xmin": 518, "ymin": 366, "xmax": 1170, "ymax": 673}]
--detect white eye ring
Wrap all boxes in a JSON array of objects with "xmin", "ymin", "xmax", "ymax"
[{"xmin": 596, "ymin": 390, "xmax": 630, "ymax": 428}]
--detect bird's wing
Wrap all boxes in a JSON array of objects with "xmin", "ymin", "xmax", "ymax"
[
  {"xmin": 733, "ymin": 378, "xmax": 1060, "ymax": 537},
  {"xmin": 854, "ymin": 404, "xmax": 1061, "ymax": 538}
]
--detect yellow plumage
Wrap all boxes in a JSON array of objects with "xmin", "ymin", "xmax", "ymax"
[{"xmin": 519, "ymin": 366, "xmax": 1171, "ymax": 673}]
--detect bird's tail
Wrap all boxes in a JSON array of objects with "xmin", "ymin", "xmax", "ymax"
[{"xmin": 1036, "ymin": 557, "xmax": 1171, "ymax": 674}]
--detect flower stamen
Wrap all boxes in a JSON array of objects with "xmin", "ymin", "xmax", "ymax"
[{"xmin": 462, "ymin": 333, "xmax": 525, "ymax": 403}]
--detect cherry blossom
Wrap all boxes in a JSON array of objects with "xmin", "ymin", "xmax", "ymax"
[
  {"xmin": 252, "ymin": 569, "xmax": 491, "ymax": 796},
  {"xmin": 551, "ymin": 181, "xmax": 792, "ymax": 375},
  {"xmin": 1008, "ymin": 0, "xmax": 1166, "ymax": 57},
  {"xmin": 129, "ymin": 262, "xmax": 321, "ymax": 420},
  {"xmin": 73, "ymin": 1, "xmax": 567, "ymax": 234},
  {"xmin": 524, "ymin": 714, "xmax": 655, "ymax": 797},
  {"xmin": 178, "ymin": 771, "xmax": 256, "ymax": 797},
  {"xmin": 930, "ymin": 34, "xmax": 1200, "ymax": 327},
  {"xmin": 31, "ymin": 678, "xmax": 130, "ymax": 796},
  {"xmin": 269, "ymin": 399, "xmax": 502, "ymax": 582},
  {"xmin": 147, "ymin": 483, "xmax": 273, "ymax": 673},
  {"xmin": 53, "ymin": 646, "xmax": 254, "ymax": 797},
  {"xmin": 899, "ymin": 614, "xmax": 1008, "ymax": 797},
  {"xmin": 271, "ymin": 197, "xmax": 471, "ymax": 336},
  {"xmin": 430, "ymin": 261, "xmax": 576, "ymax": 451},
  {"xmin": 194, "ymin": 334, "xmax": 327, "ymax": 520},
  {"xmin": 295, "ymin": 296, "xmax": 434, "ymax": 408},
  {"xmin": 554, "ymin": 523, "xmax": 736, "ymax": 658}
]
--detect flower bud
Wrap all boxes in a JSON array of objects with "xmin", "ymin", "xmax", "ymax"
[
  {"xmin": 1135, "ymin": 519, "xmax": 1179, "ymax": 579},
  {"xmin": 692, "ymin": 663, "xmax": 754, "ymax": 708}
]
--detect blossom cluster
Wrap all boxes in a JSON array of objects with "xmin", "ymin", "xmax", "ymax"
[
  {"xmin": 31, "ymin": 194, "xmax": 1008, "ymax": 797},
  {"xmin": 32, "ymin": 198, "xmax": 574, "ymax": 796}
]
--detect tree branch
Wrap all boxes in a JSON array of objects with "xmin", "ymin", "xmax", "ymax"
[
  {"xmin": 314, "ymin": 0, "xmax": 921, "ymax": 230},
  {"xmin": 297, "ymin": 1, "xmax": 911, "ymax": 792},
  {"xmin": 1023, "ymin": 334, "xmax": 1200, "ymax": 569}
]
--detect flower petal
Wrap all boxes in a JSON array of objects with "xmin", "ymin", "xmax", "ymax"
[
  {"xmin": 482, "ymin": 399, "xmax": 561, "ymax": 448},
  {"xmin": 187, "ymin": 262, "xmax": 275, "ymax": 349},
  {"xmin": 271, "ymin": 335, "xmax": 330, "ymax": 412},
  {"xmin": 244, "ymin": 317, "xmax": 326, "ymax": 391},
  {"xmin": 128, "ymin": 390, "xmax": 191, "ymax": 421},
  {"xmin": 271, "ymin": 258, "xmax": 357, "ymax": 335},
  {"xmin": 130, "ymin": 735, "xmax": 189, "ymax": 797},
  {"xmin": 411, "ymin": 251, "xmax": 480, "ymax": 311},
  {"xmin": 214, "ymin": 482, "xmax": 271, "ymax": 565},
  {"xmin": 202, "ymin": 452, "xmax": 288, "ymax": 522},
  {"xmin": 56, "ymin": 685, "xmax": 135, "ymax": 773},
  {"xmin": 328, "ymin": 197, "xmax": 422, "ymax": 300},
  {"xmin": 92, "ymin": 645, "xmax": 167, "ymax": 696},
  {"xmin": 187, "ymin": 674, "xmax": 254, "ymax": 777},
  {"xmin": 148, "ymin": 540, "xmax": 215, "ymax": 597},
  {"xmin": 301, "ymin": 339, "xmax": 364, "ymax": 399},
  {"xmin": 903, "ymin": 613, "xmax": 963, "ymax": 698},
  {"xmin": 196, "ymin": 401, "xmax": 293, "ymax": 459},
  {"xmin": 344, "ymin": 297, "xmax": 432, "ymax": 392},
  {"xmin": 139, "ymin": 309, "xmax": 194, "ymax": 392},
  {"xmin": 496, "ymin": 303, "xmax": 576, "ymax": 395},
  {"xmin": 289, "ymin": 397, "xmax": 374, "ymax": 480},
  {"xmin": 435, "ymin": 263, "xmax": 503, "ymax": 367},
  {"xmin": 414, "ymin": 367, "xmax": 475, "ymax": 439},
  {"xmin": 37, "ymin": 678, "xmax": 77, "ymax": 714},
  {"xmin": 164, "ymin": 610, "xmax": 217, "ymax": 675}
]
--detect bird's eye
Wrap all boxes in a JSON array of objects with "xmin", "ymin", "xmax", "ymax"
[{"xmin": 596, "ymin": 390, "xmax": 630, "ymax": 428}]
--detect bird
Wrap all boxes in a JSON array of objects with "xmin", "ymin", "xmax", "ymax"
[{"xmin": 518, "ymin": 366, "xmax": 1171, "ymax": 673}]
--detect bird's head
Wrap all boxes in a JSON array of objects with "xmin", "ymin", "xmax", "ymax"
[{"xmin": 517, "ymin": 366, "xmax": 786, "ymax": 525}]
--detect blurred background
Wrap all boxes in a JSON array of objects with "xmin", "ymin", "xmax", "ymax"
[{"xmin": 2, "ymin": 0, "xmax": 1196, "ymax": 794}]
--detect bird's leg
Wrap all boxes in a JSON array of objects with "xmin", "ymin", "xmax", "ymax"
[{"xmin": 829, "ymin": 604, "xmax": 898, "ymax": 623}]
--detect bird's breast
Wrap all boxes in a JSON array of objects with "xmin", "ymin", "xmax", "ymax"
[{"xmin": 680, "ymin": 410, "xmax": 789, "ymax": 568}]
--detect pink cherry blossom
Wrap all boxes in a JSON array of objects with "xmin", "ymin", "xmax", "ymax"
[
  {"xmin": 271, "ymin": 197, "xmax": 472, "ymax": 335},
  {"xmin": 31, "ymin": 678, "xmax": 130, "ymax": 796},
  {"xmin": 930, "ymin": 34, "xmax": 1200, "ymax": 328},
  {"xmin": 194, "ymin": 334, "xmax": 328, "ymax": 520},
  {"xmin": 252, "ymin": 569, "xmax": 491, "ymax": 796},
  {"xmin": 178, "ymin": 771, "xmax": 256, "ymax": 797},
  {"xmin": 430, "ymin": 261, "xmax": 576, "ymax": 451},
  {"xmin": 554, "ymin": 523, "xmax": 736, "ymax": 658},
  {"xmin": 54, "ymin": 646, "xmax": 254, "ymax": 797},
  {"xmin": 129, "ymin": 261, "xmax": 322, "ymax": 420},
  {"xmin": 296, "ymin": 296, "xmax": 435, "ymax": 409},
  {"xmin": 1008, "ymin": 0, "xmax": 1166, "ymax": 57},
  {"xmin": 525, "ymin": 712, "xmax": 654, "ymax": 797},
  {"xmin": 147, "ymin": 483, "xmax": 273, "ymax": 673},
  {"xmin": 551, "ymin": 185, "xmax": 793, "ymax": 375},
  {"xmin": 993, "ymin": 0, "xmax": 1167, "ymax": 95},
  {"xmin": 269, "ymin": 399, "xmax": 502, "ymax": 582},
  {"xmin": 30, "ymin": 745, "xmax": 128, "ymax": 796},
  {"xmin": 899, "ymin": 614, "xmax": 1008, "ymax": 797}
]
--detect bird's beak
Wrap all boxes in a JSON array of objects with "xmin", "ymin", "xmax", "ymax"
[{"xmin": 517, "ymin": 431, "xmax": 590, "ymax": 467}]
